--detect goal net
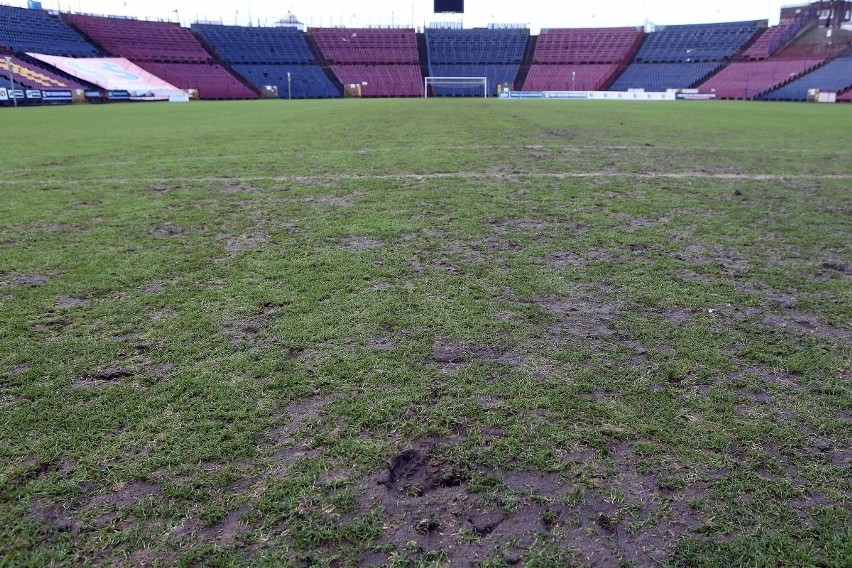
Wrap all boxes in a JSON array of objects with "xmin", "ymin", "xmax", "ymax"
[{"xmin": 424, "ymin": 76, "xmax": 488, "ymax": 98}]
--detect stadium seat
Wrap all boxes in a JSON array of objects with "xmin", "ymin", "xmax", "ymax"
[
  {"xmin": 532, "ymin": 27, "xmax": 642, "ymax": 64},
  {"xmin": 0, "ymin": 55, "xmax": 86, "ymax": 90},
  {"xmin": 761, "ymin": 52, "xmax": 852, "ymax": 100},
  {"xmin": 742, "ymin": 13, "xmax": 817, "ymax": 60},
  {"xmin": 698, "ymin": 59, "xmax": 823, "ymax": 99},
  {"xmin": 634, "ymin": 21, "xmax": 763, "ymax": 63},
  {"xmin": 232, "ymin": 64, "xmax": 341, "ymax": 98},
  {"xmin": 609, "ymin": 62, "xmax": 720, "ymax": 91},
  {"xmin": 310, "ymin": 28, "xmax": 422, "ymax": 97},
  {"xmin": 523, "ymin": 64, "xmax": 621, "ymax": 91},
  {"xmin": 425, "ymin": 28, "xmax": 528, "ymax": 95},
  {"xmin": 0, "ymin": 4, "xmax": 98, "ymax": 56},
  {"xmin": 195, "ymin": 23, "xmax": 342, "ymax": 99},
  {"xmin": 65, "ymin": 14, "xmax": 212, "ymax": 62}
]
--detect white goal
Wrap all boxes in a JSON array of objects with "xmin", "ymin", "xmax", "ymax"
[{"xmin": 424, "ymin": 76, "xmax": 488, "ymax": 98}]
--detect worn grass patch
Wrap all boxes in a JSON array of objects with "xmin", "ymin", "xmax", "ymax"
[{"xmin": 1, "ymin": 99, "xmax": 850, "ymax": 567}]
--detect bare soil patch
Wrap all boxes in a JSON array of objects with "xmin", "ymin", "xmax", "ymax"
[
  {"xmin": 357, "ymin": 437, "xmax": 709, "ymax": 566},
  {"xmin": 266, "ymin": 394, "xmax": 342, "ymax": 461},
  {"xmin": 367, "ymin": 336, "xmax": 395, "ymax": 351},
  {"xmin": 143, "ymin": 283, "xmax": 165, "ymax": 294},
  {"xmin": 490, "ymin": 218, "xmax": 553, "ymax": 235},
  {"xmin": 430, "ymin": 342, "xmax": 466, "ymax": 364},
  {"xmin": 712, "ymin": 246, "xmax": 750, "ymax": 278},
  {"xmin": 674, "ymin": 269, "xmax": 715, "ymax": 283},
  {"xmin": 72, "ymin": 367, "xmax": 132, "ymax": 389},
  {"xmin": 9, "ymin": 274, "xmax": 49, "ymax": 285},
  {"xmin": 611, "ymin": 214, "xmax": 669, "ymax": 231},
  {"xmin": 303, "ymin": 192, "xmax": 362, "ymax": 207},
  {"xmin": 221, "ymin": 182, "xmax": 258, "ymax": 193},
  {"xmin": 673, "ymin": 243, "xmax": 711, "ymax": 266},
  {"xmin": 56, "ymin": 296, "xmax": 91, "ymax": 308},
  {"xmin": 339, "ymin": 235, "xmax": 383, "ymax": 252},
  {"xmin": 535, "ymin": 295, "xmax": 619, "ymax": 339},
  {"xmin": 736, "ymin": 282, "xmax": 799, "ymax": 309},
  {"xmin": 29, "ymin": 499, "xmax": 83, "ymax": 536},
  {"xmin": 377, "ymin": 446, "xmax": 470, "ymax": 497},
  {"xmin": 89, "ymin": 481, "xmax": 161, "ymax": 508},
  {"xmin": 224, "ymin": 233, "xmax": 268, "ymax": 255},
  {"xmin": 10, "ymin": 363, "xmax": 30, "ymax": 376},
  {"xmin": 761, "ymin": 311, "xmax": 852, "ymax": 342},
  {"xmin": 151, "ymin": 223, "xmax": 183, "ymax": 238}
]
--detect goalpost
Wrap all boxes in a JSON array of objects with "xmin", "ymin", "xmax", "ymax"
[{"xmin": 424, "ymin": 77, "xmax": 488, "ymax": 98}]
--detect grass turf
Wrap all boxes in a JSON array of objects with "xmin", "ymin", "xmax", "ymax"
[{"xmin": 1, "ymin": 99, "xmax": 850, "ymax": 567}]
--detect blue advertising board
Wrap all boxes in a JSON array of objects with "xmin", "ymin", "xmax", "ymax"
[{"xmin": 42, "ymin": 89, "xmax": 73, "ymax": 102}]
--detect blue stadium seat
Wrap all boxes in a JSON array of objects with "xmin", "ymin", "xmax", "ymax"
[
  {"xmin": 193, "ymin": 24, "xmax": 315, "ymax": 65},
  {"xmin": 193, "ymin": 24, "xmax": 340, "ymax": 98},
  {"xmin": 232, "ymin": 64, "xmax": 340, "ymax": 98},
  {"xmin": 424, "ymin": 28, "xmax": 528, "ymax": 95},
  {"xmin": 761, "ymin": 53, "xmax": 852, "ymax": 100},
  {"xmin": 635, "ymin": 21, "xmax": 762, "ymax": 63},
  {"xmin": 609, "ymin": 62, "xmax": 719, "ymax": 91},
  {"xmin": 425, "ymin": 28, "xmax": 529, "ymax": 65},
  {"xmin": 0, "ymin": 5, "xmax": 99, "ymax": 56}
]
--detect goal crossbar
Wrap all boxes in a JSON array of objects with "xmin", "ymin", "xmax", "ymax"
[{"xmin": 424, "ymin": 76, "xmax": 488, "ymax": 98}]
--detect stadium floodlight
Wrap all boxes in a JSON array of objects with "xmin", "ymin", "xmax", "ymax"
[
  {"xmin": 424, "ymin": 76, "xmax": 487, "ymax": 98},
  {"xmin": 5, "ymin": 56, "xmax": 17, "ymax": 108}
]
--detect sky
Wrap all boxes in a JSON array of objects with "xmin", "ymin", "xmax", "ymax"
[{"xmin": 7, "ymin": 0, "xmax": 791, "ymax": 31}]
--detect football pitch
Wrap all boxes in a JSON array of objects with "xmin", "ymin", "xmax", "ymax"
[{"xmin": 1, "ymin": 99, "xmax": 850, "ymax": 567}]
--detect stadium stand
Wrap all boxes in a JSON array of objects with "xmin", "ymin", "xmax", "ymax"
[
  {"xmin": 634, "ymin": 21, "xmax": 763, "ymax": 63},
  {"xmin": 610, "ymin": 62, "xmax": 720, "ymax": 91},
  {"xmin": 532, "ymin": 27, "xmax": 642, "ymax": 64},
  {"xmin": 0, "ymin": 4, "xmax": 99, "ymax": 56},
  {"xmin": 838, "ymin": 88, "xmax": 852, "ymax": 102},
  {"xmin": 610, "ymin": 20, "xmax": 762, "ymax": 91},
  {"xmin": 310, "ymin": 28, "xmax": 421, "ymax": 97},
  {"xmin": 310, "ymin": 28, "xmax": 419, "ymax": 64},
  {"xmin": 231, "ymin": 63, "xmax": 340, "ymax": 98},
  {"xmin": 64, "ymin": 14, "xmax": 256, "ymax": 99},
  {"xmin": 523, "ymin": 27, "xmax": 641, "ymax": 90},
  {"xmin": 193, "ymin": 23, "xmax": 341, "ymax": 99},
  {"xmin": 698, "ymin": 59, "xmax": 824, "ymax": 99},
  {"xmin": 65, "ymin": 14, "xmax": 209, "ymax": 62},
  {"xmin": 742, "ymin": 12, "xmax": 817, "ymax": 60},
  {"xmin": 193, "ymin": 24, "xmax": 315, "ymax": 64},
  {"xmin": 0, "ymin": 54, "xmax": 85, "ymax": 90},
  {"xmin": 425, "ymin": 28, "xmax": 528, "ymax": 95},
  {"xmin": 761, "ymin": 51, "xmax": 852, "ymax": 100},
  {"xmin": 330, "ymin": 64, "xmax": 423, "ymax": 97},
  {"xmin": 523, "ymin": 64, "xmax": 622, "ymax": 91},
  {"xmin": 132, "ymin": 62, "xmax": 256, "ymax": 99}
]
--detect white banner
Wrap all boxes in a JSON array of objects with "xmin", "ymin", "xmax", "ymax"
[{"xmin": 27, "ymin": 54, "xmax": 187, "ymax": 101}]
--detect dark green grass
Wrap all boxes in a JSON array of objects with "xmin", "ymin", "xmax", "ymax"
[{"xmin": 1, "ymin": 99, "xmax": 850, "ymax": 567}]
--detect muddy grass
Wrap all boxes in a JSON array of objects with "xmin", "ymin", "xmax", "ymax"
[{"xmin": 353, "ymin": 438, "xmax": 710, "ymax": 567}]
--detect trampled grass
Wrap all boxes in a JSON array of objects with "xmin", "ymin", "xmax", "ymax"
[{"xmin": 1, "ymin": 99, "xmax": 850, "ymax": 567}]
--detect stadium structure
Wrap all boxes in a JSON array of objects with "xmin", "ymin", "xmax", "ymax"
[{"xmin": 1, "ymin": 1, "xmax": 851, "ymax": 104}]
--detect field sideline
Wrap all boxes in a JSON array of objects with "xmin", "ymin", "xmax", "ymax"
[{"xmin": 1, "ymin": 99, "xmax": 850, "ymax": 567}]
